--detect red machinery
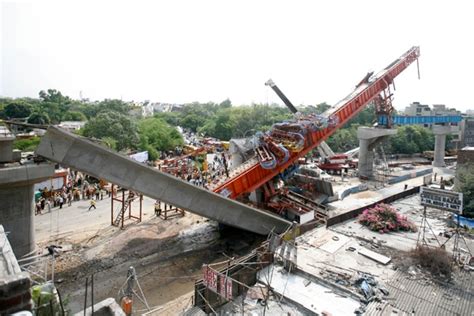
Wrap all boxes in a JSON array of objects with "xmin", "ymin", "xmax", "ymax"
[
  {"xmin": 211, "ymin": 47, "xmax": 420, "ymax": 199},
  {"xmin": 318, "ymin": 153, "xmax": 354, "ymax": 175}
]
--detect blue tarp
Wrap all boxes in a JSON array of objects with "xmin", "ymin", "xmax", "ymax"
[
  {"xmin": 454, "ymin": 214, "xmax": 474, "ymax": 229},
  {"xmin": 378, "ymin": 115, "xmax": 462, "ymax": 126}
]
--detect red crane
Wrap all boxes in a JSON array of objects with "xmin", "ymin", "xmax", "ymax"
[{"xmin": 211, "ymin": 46, "xmax": 420, "ymax": 199}]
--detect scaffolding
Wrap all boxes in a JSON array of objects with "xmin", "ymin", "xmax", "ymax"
[
  {"xmin": 155, "ymin": 200, "xmax": 185, "ymax": 220},
  {"xmin": 111, "ymin": 184, "xmax": 143, "ymax": 229}
]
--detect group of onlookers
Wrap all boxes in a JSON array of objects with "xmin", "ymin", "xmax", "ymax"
[{"xmin": 34, "ymin": 171, "xmax": 112, "ymax": 215}]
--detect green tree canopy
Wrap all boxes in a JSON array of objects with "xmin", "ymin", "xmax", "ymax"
[
  {"xmin": 39, "ymin": 89, "xmax": 70, "ymax": 104},
  {"xmin": 14, "ymin": 136, "xmax": 41, "ymax": 151},
  {"xmin": 455, "ymin": 166, "xmax": 474, "ymax": 218},
  {"xmin": 27, "ymin": 112, "xmax": 51, "ymax": 125},
  {"xmin": 97, "ymin": 99, "xmax": 131, "ymax": 114},
  {"xmin": 4, "ymin": 101, "xmax": 32, "ymax": 118},
  {"xmin": 138, "ymin": 117, "xmax": 184, "ymax": 159},
  {"xmin": 389, "ymin": 125, "xmax": 434, "ymax": 154},
  {"xmin": 219, "ymin": 98, "xmax": 232, "ymax": 109},
  {"xmin": 82, "ymin": 111, "xmax": 139, "ymax": 151},
  {"xmin": 62, "ymin": 111, "xmax": 87, "ymax": 121}
]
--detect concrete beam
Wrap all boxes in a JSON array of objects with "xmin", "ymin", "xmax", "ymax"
[
  {"xmin": 36, "ymin": 127, "xmax": 291, "ymax": 235},
  {"xmin": 0, "ymin": 163, "xmax": 54, "ymax": 188},
  {"xmin": 357, "ymin": 127, "xmax": 397, "ymax": 179}
]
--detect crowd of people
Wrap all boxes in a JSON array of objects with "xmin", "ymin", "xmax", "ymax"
[{"xmin": 34, "ymin": 170, "xmax": 111, "ymax": 215}]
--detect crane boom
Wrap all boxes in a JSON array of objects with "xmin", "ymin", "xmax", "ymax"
[
  {"xmin": 265, "ymin": 79, "xmax": 298, "ymax": 114},
  {"xmin": 212, "ymin": 46, "xmax": 420, "ymax": 198}
]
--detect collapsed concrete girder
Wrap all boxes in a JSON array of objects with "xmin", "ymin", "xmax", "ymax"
[{"xmin": 36, "ymin": 127, "xmax": 291, "ymax": 235}]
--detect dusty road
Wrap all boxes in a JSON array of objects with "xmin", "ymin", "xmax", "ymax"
[
  {"xmin": 34, "ymin": 194, "xmax": 157, "ymax": 243},
  {"xmin": 33, "ymin": 194, "xmax": 262, "ymax": 313}
]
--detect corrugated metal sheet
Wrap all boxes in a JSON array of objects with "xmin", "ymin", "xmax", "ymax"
[{"xmin": 366, "ymin": 270, "xmax": 473, "ymax": 316}]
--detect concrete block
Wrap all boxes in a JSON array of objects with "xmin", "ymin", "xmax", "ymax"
[
  {"xmin": 0, "ymin": 273, "xmax": 31, "ymax": 297},
  {"xmin": 74, "ymin": 297, "xmax": 126, "ymax": 316}
]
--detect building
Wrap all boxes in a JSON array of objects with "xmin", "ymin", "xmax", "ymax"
[
  {"xmin": 151, "ymin": 102, "xmax": 184, "ymax": 113},
  {"xmin": 404, "ymin": 101, "xmax": 431, "ymax": 116},
  {"xmin": 460, "ymin": 118, "xmax": 474, "ymax": 147},
  {"xmin": 404, "ymin": 102, "xmax": 460, "ymax": 116},
  {"xmin": 58, "ymin": 121, "xmax": 86, "ymax": 131}
]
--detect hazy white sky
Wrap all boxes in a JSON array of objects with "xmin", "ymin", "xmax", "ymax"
[{"xmin": 1, "ymin": 0, "xmax": 473, "ymax": 112}]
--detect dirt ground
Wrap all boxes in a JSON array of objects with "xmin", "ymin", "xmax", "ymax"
[{"xmin": 40, "ymin": 210, "xmax": 262, "ymax": 314}]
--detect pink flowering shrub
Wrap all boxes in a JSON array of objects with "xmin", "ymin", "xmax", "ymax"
[{"xmin": 358, "ymin": 203, "xmax": 417, "ymax": 233}]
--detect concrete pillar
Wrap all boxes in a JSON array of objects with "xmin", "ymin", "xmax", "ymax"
[
  {"xmin": 432, "ymin": 125, "xmax": 452, "ymax": 167},
  {"xmin": 0, "ymin": 164, "xmax": 54, "ymax": 257},
  {"xmin": 357, "ymin": 127, "xmax": 397, "ymax": 179},
  {"xmin": 0, "ymin": 125, "xmax": 15, "ymax": 162}
]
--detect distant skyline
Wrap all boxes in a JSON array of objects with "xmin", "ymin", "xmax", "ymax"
[{"xmin": 2, "ymin": 1, "xmax": 474, "ymax": 112}]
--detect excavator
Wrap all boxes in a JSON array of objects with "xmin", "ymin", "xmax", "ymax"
[{"xmin": 36, "ymin": 46, "xmax": 420, "ymax": 234}]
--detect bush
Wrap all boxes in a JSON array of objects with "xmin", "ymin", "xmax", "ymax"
[
  {"xmin": 358, "ymin": 203, "xmax": 417, "ymax": 233},
  {"xmin": 409, "ymin": 246, "xmax": 453, "ymax": 278},
  {"xmin": 14, "ymin": 137, "xmax": 41, "ymax": 151}
]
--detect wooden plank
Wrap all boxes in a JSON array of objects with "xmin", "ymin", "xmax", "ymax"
[{"xmin": 358, "ymin": 247, "xmax": 391, "ymax": 265}]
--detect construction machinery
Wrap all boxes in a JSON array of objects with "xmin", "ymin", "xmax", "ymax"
[
  {"xmin": 36, "ymin": 47, "xmax": 420, "ymax": 233},
  {"xmin": 212, "ymin": 46, "xmax": 420, "ymax": 198}
]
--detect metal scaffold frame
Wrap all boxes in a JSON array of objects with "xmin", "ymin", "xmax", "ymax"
[{"xmin": 111, "ymin": 184, "xmax": 143, "ymax": 229}]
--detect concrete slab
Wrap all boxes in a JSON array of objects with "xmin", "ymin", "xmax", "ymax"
[{"xmin": 258, "ymin": 265, "xmax": 361, "ymax": 316}]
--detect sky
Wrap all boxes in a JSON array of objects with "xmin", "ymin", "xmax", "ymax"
[{"xmin": 1, "ymin": 0, "xmax": 474, "ymax": 112}]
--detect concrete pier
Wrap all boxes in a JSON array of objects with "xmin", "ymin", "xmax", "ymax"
[
  {"xmin": 0, "ymin": 163, "xmax": 54, "ymax": 257},
  {"xmin": 357, "ymin": 127, "xmax": 397, "ymax": 179},
  {"xmin": 432, "ymin": 125, "xmax": 452, "ymax": 167},
  {"xmin": 0, "ymin": 125, "xmax": 54, "ymax": 257}
]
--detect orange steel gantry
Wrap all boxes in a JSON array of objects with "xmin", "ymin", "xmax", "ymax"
[{"xmin": 211, "ymin": 46, "xmax": 420, "ymax": 199}]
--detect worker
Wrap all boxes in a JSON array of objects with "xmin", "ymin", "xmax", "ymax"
[
  {"xmin": 154, "ymin": 200, "xmax": 162, "ymax": 217},
  {"xmin": 88, "ymin": 199, "xmax": 97, "ymax": 211}
]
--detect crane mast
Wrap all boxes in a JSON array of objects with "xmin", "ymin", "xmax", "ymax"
[{"xmin": 211, "ymin": 46, "xmax": 420, "ymax": 198}]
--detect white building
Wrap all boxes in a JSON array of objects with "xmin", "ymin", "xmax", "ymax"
[
  {"xmin": 58, "ymin": 121, "xmax": 86, "ymax": 131},
  {"xmin": 404, "ymin": 102, "xmax": 460, "ymax": 116}
]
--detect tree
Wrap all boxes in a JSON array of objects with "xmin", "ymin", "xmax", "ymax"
[
  {"xmin": 138, "ymin": 117, "xmax": 184, "ymax": 155},
  {"xmin": 455, "ymin": 166, "xmax": 474, "ymax": 218},
  {"xmin": 101, "ymin": 136, "xmax": 118, "ymax": 150},
  {"xmin": 39, "ymin": 89, "xmax": 71, "ymax": 115},
  {"xmin": 326, "ymin": 127, "xmax": 358, "ymax": 152},
  {"xmin": 82, "ymin": 111, "xmax": 139, "ymax": 151},
  {"xmin": 97, "ymin": 99, "xmax": 131, "ymax": 114},
  {"xmin": 219, "ymin": 98, "xmax": 232, "ymax": 109},
  {"xmin": 39, "ymin": 89, "xmax": 70, "ymax": 104},
  {"xmin": 346, "ymin": 103, "xmax": 376, "ymax": 127},
  {"xmin": 4, "ymin": 101, "xmax": 32, "ymax": 118},
  {"xmin": 388, "ymin": 125, "xmax": 434, "ymax": 154},
  {"xmin": 62, "ymin": 111, "xmax": 87, "ymax": 121},
  {"xmin": 38, "ymin": 102, "xmax": 62, "ymax": 124},
  {"xmin": 14, "ymin": 137, "xmax": 41, "ymax": 151},
  {"xmin": 179, "ymin": 102, "xmax": 216, "ymax": 131},
  {"xmin": 27, "ymin": 112, "xmax": 51, "ymax": 125}
]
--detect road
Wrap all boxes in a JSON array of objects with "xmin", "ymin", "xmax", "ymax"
[{"xmin": 34, "ymin": 193, "xmax": 157, "ymax": 244}]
